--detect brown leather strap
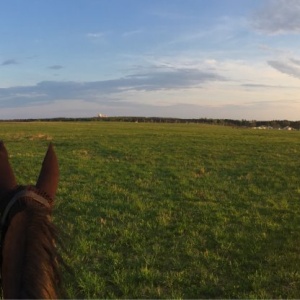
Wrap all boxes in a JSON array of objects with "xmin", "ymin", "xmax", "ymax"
[{"xmin": 0, "ymin": 190, "xmax": 50, "ymax": 228}]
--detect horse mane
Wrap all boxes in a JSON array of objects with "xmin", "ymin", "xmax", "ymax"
[{"xmin": 2, "ymin": 186, "xmax": 63, "ymax": 299}]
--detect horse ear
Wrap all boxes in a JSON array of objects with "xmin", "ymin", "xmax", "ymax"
[
  {"xmin": 0, "ymin": 141, "xmax": 17, "ymax": 195},
  {"xmin": 36, "ymin": 143, "xmax": 59, "ymax": 199}
]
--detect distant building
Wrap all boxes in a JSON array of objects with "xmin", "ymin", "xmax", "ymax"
[
  {"xmin": 252, "ymin": 126, "xmax": 273, "ymax": 130},
  {"xmin": 282, "ymin": 126, "xmax": 294, "ymax": 131},
  {"xmin": 98, "ymin": 113, "xmax": 108, "ymax": 118}
]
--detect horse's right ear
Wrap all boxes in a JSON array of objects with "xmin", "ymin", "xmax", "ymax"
[
  {"xmin": 0, "ymin": 141, "xmax": 17, "ymax": 195},
  {"xmin": 36, "ymin": 143, "xmax": 59, "ymax": 200}
]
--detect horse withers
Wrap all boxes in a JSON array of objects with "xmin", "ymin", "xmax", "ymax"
[{"xmin": 0, "ymin": 141, "xmax": 61, "ymax": 299}]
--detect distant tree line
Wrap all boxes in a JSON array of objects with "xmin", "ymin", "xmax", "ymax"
[
  {"xmin": 1, "ymin": 117, "xmax": 300, "ymax": 129},
  {"xmin": 97, "ymin": 117, "xmax": 300, "ymax": 129}
]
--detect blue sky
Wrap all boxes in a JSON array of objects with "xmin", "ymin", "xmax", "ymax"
[{"xmin": 1, "ymin": 0, "xmax": 300, "ymax": 120}]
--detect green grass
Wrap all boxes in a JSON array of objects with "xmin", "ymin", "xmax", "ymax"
[{"xmin": 1, "ymin": 122, "xmax": 300, "ymax": 298}]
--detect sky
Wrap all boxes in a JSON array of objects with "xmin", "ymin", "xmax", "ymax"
[{"xmin": 1, "ymin": 0, "xmax": 300, "ymax": 120}]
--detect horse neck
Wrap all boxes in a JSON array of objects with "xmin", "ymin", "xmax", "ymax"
[{"xmin": 1, "ymin": 204, "xmax": 58, "ymax": 299}]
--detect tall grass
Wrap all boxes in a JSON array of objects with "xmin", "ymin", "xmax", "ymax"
[{"xmin": 1, "ymin": 122, "xmax": 299, "ymax": 298}]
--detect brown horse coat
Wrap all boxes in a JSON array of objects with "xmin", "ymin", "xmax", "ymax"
[{"xmin": 0, "ymin": 142, "xmax": 61, "ymax": 299}]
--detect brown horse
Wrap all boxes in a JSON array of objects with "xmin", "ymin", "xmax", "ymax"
[{"xmin": 0, "ymin": 141, "xmax": 61, "ymax": 299}]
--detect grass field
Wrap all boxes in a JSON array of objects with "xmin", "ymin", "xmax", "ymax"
[{"xmin": 0, "ymin": 121, "xmax": 299, "ymax": 298}]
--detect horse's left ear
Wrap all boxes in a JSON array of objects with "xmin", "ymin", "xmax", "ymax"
[
  {"xmin": 36, "ymin": 143, "xmax": 59, "ymax": 199},
  {"xmin": 0, "ymin": 141, "xmax": 17, "ymax": 196}
]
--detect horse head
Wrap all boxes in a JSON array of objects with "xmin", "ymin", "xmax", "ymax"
[{"xmin": 0, "ymin": 141, "xmax": 61, "ymax": 299}]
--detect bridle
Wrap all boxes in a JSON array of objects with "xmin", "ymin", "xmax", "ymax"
[
  {"xmin": 0, "ymin": 190, "xmax": 50, "ymax": 229},
  {"xmin": 0, "ymin": 189, "xmax": 52, "ymax": 282}
]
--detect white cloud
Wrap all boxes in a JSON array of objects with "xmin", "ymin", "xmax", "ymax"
[
  {"xmin": 252, "ymin": 0, "xmax": 300, "ymax": 34},
  {"xmin": 86, "ymin": 32, "xmax": 106, "ymax": 38}
]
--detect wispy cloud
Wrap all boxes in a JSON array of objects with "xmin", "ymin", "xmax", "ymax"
[
  {"xmin": 158, "ymin": 16, "xmax": 248, "ymax": 51},
  {"xmin": 150, "ymin": 11, "xmax": 191, "ymax": 21},
  {"xmin": 122, "ymin": 29, "xmax": 143, "ymax": 38},
  {"xmin": 86, "ymin": 32, "xmax": 108, "ymax": 44},
  {"xmin": 48, "ymin": 65, "xmax": 64, "ymax": 70},
  {"xmin": 87, "ymin": 32, "xmax": 105, "ymax": 38},
  {"xmin": 1, "ymin": 59, "xmax": 19, "ymax": 66},
  {"xmin": 252, "ymin": 0, "xmax": 300, "ymax": 34},
  {"xmin": 26, "ymin": 55, "xmax": 38, "ymax": 60},
  {"xmin": 290, "ymin": 58, "xmax": 300, "ymax": 66},
  {"xmin": 0, "ymin": 67, "xmax": 225, "ymax": 108},
  {"xmin": 241, "ymin": 83, "xmax": 294, "ymax": 89},
  {"xmin": 268, "ymin": 58, "xmax": 300, "ymax": 79},
  {"xmin": 125, "ymin": 68, "xmax": 225, "ymax": 90}
]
